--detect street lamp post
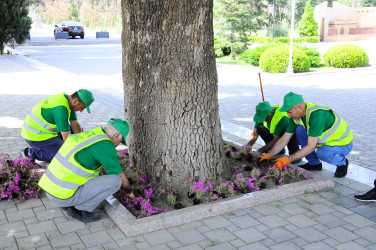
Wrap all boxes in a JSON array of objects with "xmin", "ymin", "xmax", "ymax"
[{"xmin": 287, "ymin": 0, "xmax": 296, "ymax": 75}]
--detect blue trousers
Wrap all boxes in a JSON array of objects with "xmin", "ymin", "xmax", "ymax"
[
  {"xmin": 295, "ymin": 125, "xmax": 353, "ymax": 166},
  {"xmin": 26, "ymin": 134, "xmax": 64, "ymax": 162}
]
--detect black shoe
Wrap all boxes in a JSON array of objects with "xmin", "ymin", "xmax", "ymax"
[
  {"xmin": 299, "ymin": 162, "xmax": 322, "ymax": 171},
  {"xmin": 61, "ymin": 207, "xmax": 68, "ymax": 211},
  {"xmin": 20, "ymin": 148, "xmax": 29, "ymax": 158},
  {"xmin": 334, "ymin": 159, "xmax": 348, "ymax": 178},
  {"xmin": 67, "ymin": 206, "xmax": 100, "ymax": 223},
  {"xmin": 354, "ymin": 189, "xmax": 376, "ymax": 202}
]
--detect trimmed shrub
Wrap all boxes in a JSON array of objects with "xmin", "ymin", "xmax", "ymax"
[
  {"xmin": 323, "ymin": 44, "xmax": 369, "ymax": 68},
  {"xmin": 239, "ymin": 43, "xmax": 281, "ymax": 66},
  {"xmin": 295, "ymin": 45, "xmax": 322, "ymax": 67},
  {"xmin": 259, "ymin": 45, "xmax": 311, "ymax": 73}
]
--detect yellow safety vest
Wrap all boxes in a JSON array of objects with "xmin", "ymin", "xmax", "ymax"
[
  {"xmin": 293, "ymin": 102, "xmax": 353, "ymax": 147},
  {"xmin": 263, "ymin": 105, "xmax": 287, "ymax": 134},
  {"xmin": 21, "ymin": 93, "xmax": 71, "ymax": 141},
  {"xmin": 38, "ymin": 127, "xmax": 109, "ymax": 199}
]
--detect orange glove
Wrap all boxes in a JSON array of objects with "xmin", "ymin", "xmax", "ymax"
[
  {"xmin": 273, "ymin": 156, "xmax": 291, "ymax": 169},
  {"xmin": 257, "ymin": 153, "xmax": 272, "ymax": 162}
]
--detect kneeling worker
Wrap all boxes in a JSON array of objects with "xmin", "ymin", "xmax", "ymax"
[
  {"xmin": 38, "ymin": 118, "xmax": 134, "ymax": 223},
  {"xmin": 248, "ymin": 101, "xmax": 300, "ymax": 162},
  {"xmin": 258, "ymin": 92, "xmax": 353, "ymax": 178}
]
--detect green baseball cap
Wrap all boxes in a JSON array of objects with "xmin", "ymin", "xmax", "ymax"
[
  {"xmin": 279, "ymin": 92, "xmax": 304, "ymax": 112},
  {"xmin": 77, "ymin": 89, "xmax": 94, "ymax": 113},
  {"xmin": 253, "ymin": 101, "xmax": 272, "ymax": 123},
  {"xmin": 108, "ymin": 118, "xmax": 130, "ymax": 145}
]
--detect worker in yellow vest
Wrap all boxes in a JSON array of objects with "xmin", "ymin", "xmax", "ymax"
[
  {"xmin": 248, "ymin": 101, "xmax": 300, "ymax": 163},
  {"xmin": 258, "ymin": 92, "xmax": 353, "ymax": 178},
  {"xmin": 21, "ymin": 89, "xmax": 94, "ymax": 163},
  {"xmin": 38, "ymin": 118, "xmax": 134, "ymax": 223}
]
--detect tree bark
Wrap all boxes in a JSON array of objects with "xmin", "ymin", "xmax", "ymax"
[{"xmin": 121, "ymin": 0, "xmax": 225, "ymax": 194}]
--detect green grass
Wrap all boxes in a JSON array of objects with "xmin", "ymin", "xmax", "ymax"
[{"xmin": 216, "ymin": 55, "xmax": 254, "ymax": 67}]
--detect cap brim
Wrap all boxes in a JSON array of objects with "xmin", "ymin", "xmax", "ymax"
[
  {"xmin": 253, "ymin": 113, "xmax": 268, "ymax": 123},
  {"xmin": 86, "ymin": 106, "xmax": 91, "ymax": 113},
  {"xmin": 278, "ymin": 105, "xmax": 291, "ymax": 112}
]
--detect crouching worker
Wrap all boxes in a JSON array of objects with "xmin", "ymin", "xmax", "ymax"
[{"xmin": 38, "ymin": 118, "xmax": 134, "ymax": 223}]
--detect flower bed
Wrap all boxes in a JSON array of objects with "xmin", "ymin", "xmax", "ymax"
[{"xmin": 114, "ymin": 143, "xmax": 312, "ymax": 218}]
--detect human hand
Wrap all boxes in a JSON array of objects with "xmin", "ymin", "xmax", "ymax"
[
  {"xmin": 125, "ymin": 191, "xmax": 135, "ymax": 200},
  {"xmin": 257, "ymin": 153, "xmax": 272, "ymax": 162},
  {"xmin": 273, "ymin": 156, "xmax": 291, "ymax": 169}
]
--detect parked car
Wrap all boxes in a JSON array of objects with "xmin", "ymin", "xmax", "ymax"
[{"xmin": 54, "ymin": 21, "xmax": 85, "ymax": 39}]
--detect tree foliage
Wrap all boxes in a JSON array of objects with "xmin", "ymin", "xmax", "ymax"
[
  {"xmin": 0, "ymin": 0, "xmax": 32, "ymax": 55},
  {"xmin": 69, "ymin": 2, "xmax": 80, "ymax": 22},
  {"xmin": 297, "ymin": 0, "xmax": 318, "ymax": 37}
]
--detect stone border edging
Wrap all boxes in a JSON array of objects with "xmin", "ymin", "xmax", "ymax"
[{"xmin": 102, "ymin": 170, "xmax": 335, "ymax": 237}]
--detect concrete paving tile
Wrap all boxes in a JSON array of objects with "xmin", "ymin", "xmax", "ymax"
[
  {"xmin": 23, "ymin": 217, "xmax": 40, "ymax": 225},
  {"xmin": 49, "ymin": 232, "xmax": 82, "ymax": 248},
  {"xmin": 308, "ymin": 203, "xmax": 336, "ymax": 215},
  {"xmin": 3, "ymin": 246, "xmax": 18, "ymax": 250},
  {"xmin": 116, "ymin": 236, "xmax": 145, "ymax": 247},
  {"xmin": 254, "ymin": 223, "xmax": 270, "ymax": 232},
  {"xmin": 230, "ymin": 239, "xmax": 246, "ymax": 248},
  {"xmin": 106, "ymin": 227, "xmax": 126, "ymax": 241},
  {"xmin": 34, "ymin": 208, "xmax": 65, "ymax": 221},
  {"xmin": 286, "ymin": 214, "xmax": 318, "ymax": 228},
  {"xmin": 166, "ymin": 240, "xmax": 184, "ymax": 249},
  {"xmin": 205, "ymin": 242, "xmax": 236, "ymax": 250},
  {"xmin": 270, "ymin": 241, "xmax": 301, "ymax": 250},
  {"xmin": 202, "ymin": 228, "xmax": 237, "ymax": 243},
  {"xmin": 0, "ymin": 235, "xmax": 16, "ymax": 249},
  {"xmin": 45, "ymin": 229, "xmax": 62, "ymax": 238},
  {"xmin": 0, "ymin": 221, "xmax": 26, "ymax": 236},
  {"xmin": 229, "ymin": 214, "xmax": 260, "ymax": 228},
  {"xmin": 238, "ymin": 242, "xmax": 269, "ymax": 250},
  {"xmin": 102, "ymin": 242, "xmax": 120, "ymax": 249},
  {"xmin": 26, "ymin": 220, "xmax": 58, "ymax": 235},
  {"xmin": 13, "ymin": 230, "xmax": 29, "ymax": 239},
  {"xmin": 0, "ymin": 210, "xmax": 8, "ymax": 225},
  {"xmin": 335, "ymin": 241, "xmax": 368, "ymax": 250},
  {"xmin": 353, "ymin": 238, "xmax": 373, "ymax": 247},
  {"xmin": 302, "ymin": 241, "xmax": 334, "ymax": 250},
  {"xmin": 196, "ymin": 225, "xmax": 211, "ymax": 233},
  {"xmin": 233, "ymin": 227, "xmax": 267, "ymax": 244},
  {"xmin": 37, "ymin": 245, "xmax": 56, "ymax": 250},
  {"xmin": 294, "ymin": 227, "xmax": 328, "ymax": 243},
  {"xmin": 323, "ymin": 227, "xmax": 359, "ymax": 244},
  {"xmin": 342, "ymin": 214, "xmax": 375, "ymax": 228},
  {"xmin": 298, "ymin": 193, "xmax": 328, "ymax": 204},
  {"xmin": 16, "ymin": 198, "xmax": 44, "ymax": 210},
  {"xmin": 350, "ymin": 205, "xmax": 376, "ymax": 219},
  {"xmin": 143, "ymin": 229, "xmax": 175, "ymax": 246},
  {"xmin": 331, "ymin": 196, "xmax": 361, "ymax": 209},
  {"xmin": 333, "ymin": 185, "xmax": 358, "ymax": 196},
  {"xmin": 167, "ymin": 226, "xmax": 182, "ymax": 234},
  {"xmin": 322, "ymin": 237, "xmax": 340, "ymax": 247},
  {"xmin": 279, "ymin": 202, "xmax": 307, "ymax": 215},
  {"xmin": 201, "ymin": 215, "xmax": 232, "ymax": 230},
  {"xmin": 6, "ymin": 208, "xmax": 35, "ymax": 222},
  {"xmin": 253, "ymin": 203, "xmax": 283, "ymax": 216},
  {"xmin": 258, "ymin": 214, "xmax": 289, "ymax": 228},
  {"xmin": 76, "ymin": 228, "xmax": 92, "ymax": 236},
  {"xmin": 346, "ymin": 182, "xmax": 373, "ymax": 193},
  {"xmin": 354, "ymin": 226, "xmax": 376, "ymax": 243},
  {"xmin": 87, "ymin": 217, "xmax": 116, "ymax": 232},
  {"xmin": 176, "ymin": 243, "xmax": 204, "ymax": 250},
  {"xmin": 313, "ymin": 224, "xmax": 329, "ymax": 231},
  {"xmin": 291, "ymin": 237, "xmax": 310, "ymax": 247},
  {"xmin": 17, "ymin": 233, "xmax": 50, "ymax": 248},
  {"xmin": 80, "ymin": 231, "xmax": 114, "ymax": 248},
  {"xmin": 173, "ymin": 228, "xmax": 207, "ymax": 245},
  {"xmin": 0, "ymin": 201, "xmax": 16, "ymax": 210},
  {"xmin": 56, "ymin": 219, "xmax": 87, "ymax": 234},
  {"xmin": 284, "ymin": 223, "xmax": 300, "ymax": 231},
  {"xmin": 179, "ymin": 220, "xmax": 204, "ymax": 231},
  {"xmin": 263, "ymin": 227, "xmax": 296, "ymax": 243},
  {"xmin": 368, "ymin": 244, "xmax": 376, "ymax": 250},
  {"xmin": 224, "ymin": 224, "xmax": 241, "ymax": 232}
]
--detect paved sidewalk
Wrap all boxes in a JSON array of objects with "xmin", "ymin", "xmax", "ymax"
[{"xmin": 1, "ymin": 54, "xmax": 376, "ymax": 249}]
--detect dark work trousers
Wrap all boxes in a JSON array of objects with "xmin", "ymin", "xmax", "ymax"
[{"xmin": 256, "ymin": 124, "xmax": 300, "ymax": 155}]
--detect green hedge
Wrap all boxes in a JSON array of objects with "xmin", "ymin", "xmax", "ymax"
[
  {"xmin": 259, "ymin": 45, "xmax": 311, "ymax": 73},
  {"xmin": 248, "ymin": 35, "xmax": 319, "ymax": 44},
  {"xmin": 295, "ymin": 45, "xmax": 322, "ymax": 68},
  {"xmin": 323, "ymin": 44, "xmax": 369, "ymax": 68}
]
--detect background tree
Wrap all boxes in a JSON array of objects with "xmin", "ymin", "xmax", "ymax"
[
  {"xmin": 0, "ymin": 0, "xmax": 32, "ymax": 55},
  {"xmin": 121, "ymin": 0, "xmax": 225, "ymax": 195},
  {"xmin": 297, "ymin": 0, "xmax": 318, "ymax": 36},
  {"xmin": 327, "ymin": 0, "xmax": 333, "ymax": 7},
  {"xmin": 69, "ymin": 2, "xmax": 80, "ymax": 22}
]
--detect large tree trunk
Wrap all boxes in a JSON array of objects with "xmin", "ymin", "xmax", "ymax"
[{"xmin": 121, "ymin": 0, "xmax": 225, "ymax": 194}]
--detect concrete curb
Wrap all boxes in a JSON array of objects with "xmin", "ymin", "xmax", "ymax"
[{"xmin": 102, "ymin": 169, "xmax": 335, "ymax": 237}]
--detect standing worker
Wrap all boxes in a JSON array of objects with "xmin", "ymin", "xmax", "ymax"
[
  {"xmin": 21, "ymin": 89, "xmax": 94, "ymax": 162},
  {"xmin": 248, "ymin": 101, "xmax": 300, "ymax": 162},
  {"xmin": 38, "ymin": 118, "xmax": 134, "ymax": 223},
  {"xmin": 258, "ymin": 92, "xmax": 353, "ymax": 178}
]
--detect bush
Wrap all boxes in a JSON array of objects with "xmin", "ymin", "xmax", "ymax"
[
  {"xmin": 0, "ymin": 153, "xmax": 44, "ymax": 203},
  {"xmin": 295, "ymin": 45, "xmax": 323, "ymax": 67},
  {"xmin": 214, "ymin": 37, "xmax": 231, "ymax": 57},
  {"xmin": 323, "ymin": 44, "xmax": 369, "ymax": 68},
  {"xmin": 247, "ymin": 35, "xmax": 273, "ymax": 44},
  {"xmin": 239, "ymin": 43, "xmax": 281, "ymax": 66},
  {"xmin": 259, "ymin": 45, "xmax": 311, "ymax": 73}
]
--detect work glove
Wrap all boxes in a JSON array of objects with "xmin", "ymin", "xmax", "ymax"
[
  {"xmin": 257, "ymin": 153, "xmax": 272, "ymax": 162},
  {"xmin": 273, "ymin": 156, "xmax": 291, "ymax": 169}
]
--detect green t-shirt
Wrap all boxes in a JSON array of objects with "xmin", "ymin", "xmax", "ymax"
[
  {"xmin": 75, "ymin": 132, "xmax": 123, "ymax": 175},
  {"xmin": 254, "ymin": 115, "xmax": 289, "ymax": 137},
  {"xmin": 286, "ymin": 109, "xmax": 335, "ymax": 137},
  {"xmin": 41, "ymin": 94, "xmax": 77, "ymax": 132}
]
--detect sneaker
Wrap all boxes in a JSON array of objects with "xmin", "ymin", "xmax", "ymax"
[
  {"xmin": 67, "ymin": 206, "xmax": 100, "ymax": 223},
  {"xmin": 299, "ymin": 162, "xmax": 322, "ymax": 171},
  {"xmin": 334, "ymin": 159, "xmax": 348, "ymax": 178},
  {"xmin": 354, "ymin": 189, "xmax": 376, "ymax": 202},
  {"xmin": 20, "ymin": 148, "xmax": 29, "ymax": 158}
]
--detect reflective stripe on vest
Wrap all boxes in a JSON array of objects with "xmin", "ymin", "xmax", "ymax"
[
  {"xmin": 38, "ymin": 128, "xmax": 109, "ymax": 199},
  {"xmin": 21, "ymin": 93, "xmax": 69, "ymax": 141},
  {"xmin": 294, "ymin": 102, "xmax": 352, "ymax": 147}
]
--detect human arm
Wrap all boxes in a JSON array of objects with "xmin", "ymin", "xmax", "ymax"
[
  {"xmin": 248, "ymin": 128, "xmax": 258, "ymax": 146},
  {"xmin": 269, "ymin": 132, "xmax": 293, "ymax": 157},
  {"xmin": 60, "ymin": 131, "xmax": 70, "ymax": 141},
  {"xmin": 70, "ymin": 120, "xmax": 83, "ymax": 134},
  {"xmin": 288, "ymin": 136, "xmax": 318, "ymax": 162},
  {"xmin": 118, "ymin": 172, "xmax": 135, "ymax": 199},
  {"xmin": 258, "ymin": 135, "xmax": 280, "ymax": 154}
]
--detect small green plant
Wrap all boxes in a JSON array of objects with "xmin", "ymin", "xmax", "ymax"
[
  {"xmin": 323, "ymin": 44, "xmax": 369, "ymax": 68},
  {"xmin": 167, "ymin": 193, "xmax": 176, "ymax": 206},
  {"xmin": 274, "ymin": 199, "xmax": 280, "ymax": 208},
  {"xmin": 208, "ymin": 240, "xmax": 219, "ymax": 247}
]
